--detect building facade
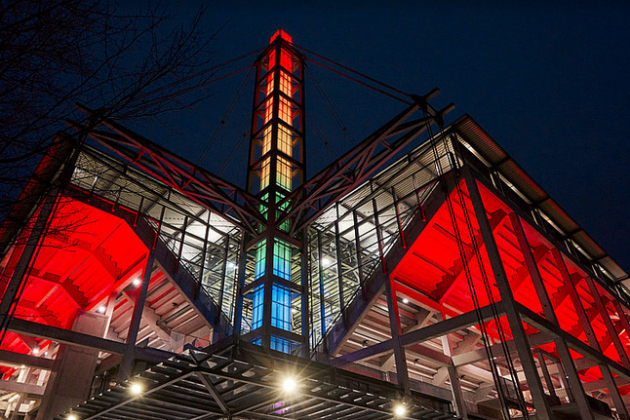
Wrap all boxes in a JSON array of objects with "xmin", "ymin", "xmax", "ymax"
[{"xmin": 0, "ymin": 31, "xmax": 628, "ymax": 420}]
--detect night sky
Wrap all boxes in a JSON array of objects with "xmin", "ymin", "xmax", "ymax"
[{"xmin": 129, "ymin": 2, "xmax": 630, "ymax": 274}]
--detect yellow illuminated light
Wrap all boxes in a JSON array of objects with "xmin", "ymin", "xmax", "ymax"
[
  {"xmin": 394, "ymin": 404, "xmax": 406, "ymax": 417},
  {"xmin": 129, "ymin": 382, "xmax": 143, "ymax": 395},
  {"xmin": 260, "ymin": 43, "xmax": 295, "ymax": 193},
  {"xmin": 67, "ymin": 415, "xmax": 78, "ymax": 420},
  {"xmin": 282, "ymin": 377, "xmax": 297, "ymax": 393}
]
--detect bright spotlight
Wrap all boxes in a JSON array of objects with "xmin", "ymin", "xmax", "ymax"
[
  {"xmin": 394, "ymin": 403, "xmax": 406, "ymax": 417},
  {"xmin": 132, "ymin": 278, "xmax": 141, "ymax": 287},
  {"xmin": 402, "ymin": 298, "xmax": 409, "ymax": 304},
  {"xmin": 322, "ymin": 257, "xmax": 331, "ymax": 266},
  {"xmin": 97, "ymin": 306, "xmax": 106, "ymax": 314},
  {"xmin": 32, "ymin": 347, "xmax": 39, "ymax": 355},
  {"xmin": 282, "ymin": 377, "xmax": 297, "ymax": 393},
  {"xmin": 129, "ymin": 382, "xmax": 143, "ymax": 395},
  {"xmin": 67, "ymin": 414, "xmax": 78, "ymax": 420}
]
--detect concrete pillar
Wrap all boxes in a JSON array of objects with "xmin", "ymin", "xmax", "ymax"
[
  {"xmin": 36, "ymin": 310, "xmax": 109, "ymax": 420},
  {"xmin": 437, "ymin": 313, "xmax": 468, "ymax": 419}
]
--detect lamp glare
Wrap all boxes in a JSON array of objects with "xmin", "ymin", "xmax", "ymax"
[
  {"xmin": 282, "ymin": 378, "xmax": 297, "ymax": 392},
  {"xmin": 394, "ymin": 404, "xmax": 406, "ymax": 417},
  {"xmin": 67, "ymin": 415, "xmax": 78, "ymax": 420},
  {"xmin": 130, "ymin": 383, "xmax": 143, "ymax": 395}
]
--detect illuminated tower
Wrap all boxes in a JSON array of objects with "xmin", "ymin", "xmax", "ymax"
[{"xmin": 237, "ymin": 30, "xmax": 307, "ymax": 354}]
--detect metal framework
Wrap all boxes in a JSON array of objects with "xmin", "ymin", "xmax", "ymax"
[
  {"xmin": 0, "ymin": 30, "xmax": 629, "ymax": 420},
  {"xmin": 56, "ymin": 339, "xmax": 458, "ymax": 420}
]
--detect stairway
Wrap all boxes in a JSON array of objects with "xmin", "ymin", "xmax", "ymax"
[
  {"xmin": 68, "ymin": 191, "xmax": 233, "ymax": 339},
  {"xmin": 323, "ymin": 176, "xmax": 454, "ymax": 355},
  {"xmin": 128, "ymin": 215, "xmax": 233, "ymax": 339}
]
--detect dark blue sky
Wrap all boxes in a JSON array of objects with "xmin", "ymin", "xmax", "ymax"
[{"xmin": 132, "ymin": 2, "xmax": 630, "ymax": 273}]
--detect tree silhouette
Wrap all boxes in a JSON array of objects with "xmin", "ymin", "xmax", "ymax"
[{"xmin": 0, "ymin": 0, "xmax": 221, "ymax": 254}]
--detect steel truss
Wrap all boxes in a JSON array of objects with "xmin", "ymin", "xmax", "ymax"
[
  {"xmin": 7, "ymin": 31, "xmax": 628, "ymax": 420},
  {"xmin": 58, "ymin": 339, "xmax": 460, "ymax": 420},
  {"xmin": 276, "ymin": 91, "xmax": 454, "ymax": 235},
  {"xmin": 71, "ymin": 92, "xmax": 453, "ymax": 239},
  {"xmin": 69, "ymin": 106, "xmax": 265, "ymax": 235},
  {"xmin": 323, "ymin": 141, "xmax": 630, "ymax": 419}
]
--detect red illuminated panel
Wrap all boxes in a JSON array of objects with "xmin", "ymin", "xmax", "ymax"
[
  {"xmin": 390, "ymin": 180, "xmax": 508, "ymax": 340},
  {"xmin": 269, "ymin": 29, "xmax": 293, "ymax": 44},
  {"xmin": 0, "ymin": 197, "xmax": 149, "ymax": 380}
]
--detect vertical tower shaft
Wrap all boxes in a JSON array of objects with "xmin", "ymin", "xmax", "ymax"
[{"xmin": 237, "ymin": 30, "xmax": 307, "ymax": 354}]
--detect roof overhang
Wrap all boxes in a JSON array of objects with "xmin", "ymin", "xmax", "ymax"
[
  {"xmin": 59, "ymin": 339, "xmax": 458, "ymax": 420},
  {"xmin": 451, "ymin": 114, "xmax": 628, "ymax": 283}
]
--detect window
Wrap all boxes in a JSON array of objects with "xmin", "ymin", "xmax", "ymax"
[
  {"xmin": 271, "ymin": 284, "xmax": 292, "ymax": 331},
  {"xmin": 273, "ymin": 240, "xmax": 292, "ymax": 280},
  {"xmin": 250, "ymin": 285, "xmax": 264, "ymax": 330},
  {"xmin": 254, "ymin": 240, "xmax": 267, "ymax": 279}
]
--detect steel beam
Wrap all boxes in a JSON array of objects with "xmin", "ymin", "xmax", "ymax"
[
  {"xmin": 0, "ymin": 380, "xmax": 45, "ymax": 396},
  {"xmin": 7, "ymin": 317, "xmax": 173, "ymax": 367},
  {"xmin": 551, "ymin": 248, "xmax": 629, "ymax": 420},
  {"xmin": 584, "ymin": 275, "xmax": 630, "ymax": 369},
  {"xmin": 73, "ymin": 106, "xmax": 263, "ymax": 234},
  {"xmin": 535, "ymin": 350, "xmax": 558, "ymax": 400},
  {"xmin": 333, "ymin": 303, "xmax": 503, "ymax": 366},
  {"xmin": 195, "ymin": 372, "xmax": 230, "ymax": 415},
  {"xmin": 384, "ymin": 279, "xmax": 410, "ymax": 395},
  {"xmin": 0, "ymin": 349, "xmax": 54, "ymax": 371},
  {"xmin": 452, "ymin": 332, "xmax": 552, "ymax": 367},
  {"xmin": 464, "ymin": 168, "xmax": 553, "ymax": 420},
  {"xmin": 436, "ymin": 312, "xmax": 467, "ymax": 419},
  {"xmin": 0, "ymin": 191, "xmax": 60, "ymax": 335},
  {"xmin": 119, "ymin": 251, "xmax": 155, "ymax": 380},
  {"xmin": 509, "ymin": 212, "xmax": 595, "ymax": 419}
]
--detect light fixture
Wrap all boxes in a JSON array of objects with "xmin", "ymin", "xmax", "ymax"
[
  {"xmin": 321, "ymin": 257, "xmax": 331, "ymax": 266},
  {"xmin": 282, "ymin": 377, "xmax": 297, "ymax": 393},
  {"xmin": 97, "ymin": 305, "xmax": 106, "ymax": 314},
  {"xmin": 67, "ymin": 414, "xmax": 78, "ymax": 420},
  {"xmin": 129, "ymin": 382, "xmax": 143, "ymax": 395},
  {"xmin": 132, "ymin": 278, "xmax": 141, "ymax": 287},
  {"xmin": 394, "ymin": 403, "xmax": 406, "ymax": 417},
  {"xmin": 32, "ymin": 347, "xmax": 39, "ymax": 355},
  {"xmin": 402, "ymin": 298, "xmax": 409, "ymax": 304}
]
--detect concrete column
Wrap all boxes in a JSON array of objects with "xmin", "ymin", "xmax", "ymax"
[{"xmin": 36, "ymin": 310, "xmax": 109, "ymax": 420}]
